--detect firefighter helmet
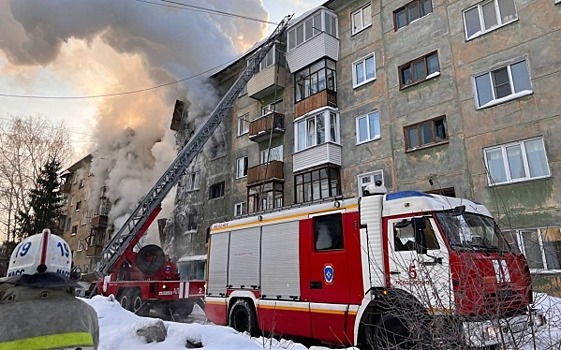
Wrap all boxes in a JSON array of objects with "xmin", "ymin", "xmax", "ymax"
[{"xmin": 7, "ymin": 229, "xmax": 72, "ymax": 278}]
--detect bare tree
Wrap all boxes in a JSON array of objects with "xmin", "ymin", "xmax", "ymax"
[{"xmin": 0, "ymin": 115, "xmax": 73, "ymax": 242}]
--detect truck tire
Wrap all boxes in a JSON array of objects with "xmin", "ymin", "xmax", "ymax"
[
  {"xmin": 118, "ymin": 289, "xmax": 133, "ymax": 311},
  {"xmin": 371, "ymin": 312, "xmax": 430, "ymax": 350},
  {"xmin": 175, "ymin": 300, "xmax": 195, "ymax": 317},
  {"xmin": 137, "ymin": 244, "xmax": 165, "ymax": 275},
  {"xmin": 131, "ymin": 289, "xmax": 143, "ymax": 313},
  {"xmin": 229, "ymin": 299, "xmax": 258, "ymax": 336}
]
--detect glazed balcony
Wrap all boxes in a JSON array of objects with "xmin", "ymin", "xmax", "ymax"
[
  {"xmin": 249, "ymin": 112, "xmax": 285, "ymax": 143},
  {"xmin": 295, "ymin": 89, "xmax": 337, "ymax": 118},
  {"xmin": 247, "ymin": 160, "xmax": 284, "ymax": 185},
  {"xmin": 247, "ymin": 65, "xmax": 287, "ymax": 100},
  {"xmin": 91, "ymin": 214, "xmax": 108, "ymax": 228}
]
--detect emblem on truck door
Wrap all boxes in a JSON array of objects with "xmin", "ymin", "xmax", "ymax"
[{"xmin": 324, "ymin": 264, "xmax": 334, "ymax": 284}]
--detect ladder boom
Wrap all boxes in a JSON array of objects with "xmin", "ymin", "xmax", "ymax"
[{"xmin": 100, "ymin": 15, "xmax": 293, "ymax": 275}]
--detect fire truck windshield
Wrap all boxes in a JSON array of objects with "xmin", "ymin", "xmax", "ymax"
[{"xmin": 435, "ymin": 211, "xmax": 514, "ymax": 252}]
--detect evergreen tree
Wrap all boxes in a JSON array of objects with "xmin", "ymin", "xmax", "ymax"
[{"xmin": 16, "ymin": 158, "xmax": 64, "ymax": 238}]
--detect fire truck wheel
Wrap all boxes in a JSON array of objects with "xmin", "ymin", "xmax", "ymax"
[
  {"xmin": 118, "ymin": 289, "xmax": 133, "ymax": 311},
  {"xmin": 229, "ymin": 299, "xmax": 258, "ymax": 337},
  {"xmin": 371, "ymin": 313, "xmax": 422, "ymax": 350},
  {"xmin": 176, "ymin": 300, "xmax": 195, "ymax": 317},
  {"xmin": 131, "ymin": 290, "xmax": 143, "ymax": 313}
]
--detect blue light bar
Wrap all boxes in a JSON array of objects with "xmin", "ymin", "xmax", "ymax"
[{"xmin": 386, "ymin": 191, "xmax": 434, "ymax": 200}]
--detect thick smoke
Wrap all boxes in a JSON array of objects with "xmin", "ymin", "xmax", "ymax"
[{"xmin": 0, "ymin": 0, "xmax": 268, "ymax": 240}]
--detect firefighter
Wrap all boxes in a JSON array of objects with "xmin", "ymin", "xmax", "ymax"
[{"xmin": 0, "ymin": 229, "xmax": 99, "ymax": 350}]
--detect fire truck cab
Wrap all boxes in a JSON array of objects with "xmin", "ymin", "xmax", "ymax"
[{"xmin": 205, "ymin": 183, "xmax": 544, "ymax": 349}]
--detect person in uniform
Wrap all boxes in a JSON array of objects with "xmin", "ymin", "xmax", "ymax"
[{"xmin": 0, "ymin": 229, "xmax": 99, "ymax": 350}]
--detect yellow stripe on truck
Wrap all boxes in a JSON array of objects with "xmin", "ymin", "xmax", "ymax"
[{"xmin": 0, "ymin": 332, "xmax": 94, "ymax": 350}]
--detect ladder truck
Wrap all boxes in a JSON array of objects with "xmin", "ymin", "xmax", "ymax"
[{"xmin": 93, "ymin": 14, "xmax": 293, "ymax": 318}]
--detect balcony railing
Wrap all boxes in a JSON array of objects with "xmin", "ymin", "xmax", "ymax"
[
  {"xmin": 91, "ymin": 215, "xmax": 108, "ymax": 228},
  {"xmin": 249, "ymin": 112, "xmax": 285, "ymax": 143},
  {"xmin": 86, "ymin": 245, "xmax": 103, "ymax": 257},
  {"xmin": 295, "ymin": 89, "xmax": 337, "ymax": 118},
  {"xmin": 247, "ymin": 160, "xmax": 284, "ymax": 185}
]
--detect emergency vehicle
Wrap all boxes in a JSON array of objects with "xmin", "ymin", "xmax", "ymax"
[{"xmin": 205, "ymin": 182, "xmax": 545, "ymax": 349}]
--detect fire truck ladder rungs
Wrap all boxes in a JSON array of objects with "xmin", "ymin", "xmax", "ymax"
[{"xmin": 99, "ymin": 14, "xmax": 293, "ymax": 275}]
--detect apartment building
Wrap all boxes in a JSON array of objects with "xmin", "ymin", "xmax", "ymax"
[
  {"xmin": 60, "ymin": 155, "xmax": 110, "ymax": 273},
  {"xmin": 169, "ymin": 0, "xmax": 560, "ymax": 292}
]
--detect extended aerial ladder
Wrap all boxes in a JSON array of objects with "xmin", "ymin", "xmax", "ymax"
[{"xmin": 99, "ymin": 15, "xmax": 293, "ymax": 277}]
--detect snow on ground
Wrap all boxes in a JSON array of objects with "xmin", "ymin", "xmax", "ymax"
[{"xmin": 84, "ymin": 293, "xmax": 561, "ymax": 350}]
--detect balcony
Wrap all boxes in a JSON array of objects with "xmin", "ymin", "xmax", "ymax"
[
  {"xmin": 295, "ymin": 89, "xmax": 337, "ymax": 118},
  {"xmin": 86, "ymin": 244, "xmax": 103, "ymax": 257},
  {"xmin": 247, "ymin": 65, "xmax": 287, "ymax": 100},
  {"xmin": 247, "ymin": 160, "xmax": 284, "ymax": 185},
  {"xmin": 249, "ymin": 112, "xmax": 285, "ymax": 142},
  {"xmin": 293, "ymin": 142, "xmax": 342, "ymax": 173},
  {"xmin": 286, "ymin": 32, "xmax": 339, "ymax": 73},
  {"xmin": 61, "ymin": 181, "xmax": 72, "ymax": 193},
  {"xmin": 91, "ymin": 214, "xmax": 108, "ymax": 228}
]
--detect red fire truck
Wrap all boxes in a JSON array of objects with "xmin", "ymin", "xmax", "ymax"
[{"xmin": 205, "ymin": 182, "xmax": 545, "ymax": 348}]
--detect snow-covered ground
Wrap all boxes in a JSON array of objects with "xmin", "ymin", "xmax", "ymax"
[{"xmin": 85, "ymin": 293, "xmax": 561, "ymax": 350}]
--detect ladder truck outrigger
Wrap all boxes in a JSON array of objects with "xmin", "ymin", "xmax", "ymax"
[{"xmin": 93, "ymin": 14, "xmax": 293, "ymax": 318}]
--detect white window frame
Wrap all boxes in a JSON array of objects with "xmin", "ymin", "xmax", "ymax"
[
  {"xmin": 261, "ymin": 145, "xmax": 284, "ymax": 164},
  {"xmin": 483, "ymin": 137, "xmax": 550, "ymax": 186},
  {"xmin": 358, "ymin": 170, "xmax": 384, "ymax": 197},
  {"xmin": 234, "ymin": 202, "xmax": 246, "ymax": 216},
  {"xmin": 505, "ymin": 227, "xmax": 561, "ymax": 272},
  {"xmin": 352, "ymin": 53, "xmax": 376, "ymax": 88},
  {"xmin": 287, "ymin": 10, "xmax": 338, "ymax": 51},
  {"xmin": 356, "ymin": 111, "xmax": 381, "ymax": 144},
  {"xmin": 236, "ymin": 157, "xmax": 248, "ymax": 179},
  {"xmin": 237, "ymin": 114, "xmax": 249, "ymax": 136},
  {"xmin": 262, "ymin": 99, "xmax": 283, "ymax": 116},
  {"xmin": 351, "ymin": 4, "xmax": 372, "ymax": 35},
  {"xmin": 473, "ymin": 59, "xmax": 532, "ymax": 109},
  {"xmin": 186, "ymin": 171, "xmax": 200, "ymax": 191},
  {"xmin": 463, "ymin": 0, "xmax": 518, "ymax": 40},
  {"xmin": 295, "ymin": 109, "xmax": 340, "ymax": 152}
]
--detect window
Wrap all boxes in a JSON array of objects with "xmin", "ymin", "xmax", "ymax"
[
  {"xmin": 79, "ymin": 179, "xmax": 85, "ymax": 188},
  {"xmin": 187, "ymin": 212, "xmax": 197, "ymax": 231},
  {"xmin": 261, "ymin": 145, "xmax": 284, "ymax": 164},
  {"xmin": 236, "ymin": 157, "xmax": 248, "ymax": 179},
  {"xmin": 484, "ymin": 137, "xmax": 550, "ymax": 186},
  {"xmin": 81, "ymin": 212, "xmax": 88, "ymax": 226},
  {"xmin": 71, "ymin": 225, "xmax": 78, "ymax": 236},
  {"xmin": 209, "ymin": 181, "xmax": 225, "ymax": 199},
  {"xmin": 356, "ymin": 111, "xmax": 381, "ymax": 144},
  {"xmin": 353, "ymin": 53, "xmax": 376, "ymax": 87},
  {"xmin": 234, "ymin": 202, "xmax": 246, "ymax": 216},
  {"xmin": 358, "ymin": 170, "xmax": 384, "ymax": 197},
  {"xmin": 248, "ymin": 182, "xmax": 283, "ymax": 212},
  {"xmin": 503, "ymin": 227, "xmax": 561, "ymax": 271},
  {"xmin": 463, "ymin": 0, "xmax": 517, "ymax": 40},
  {"xmin": 295, "ymin": 166, "xmax": 341, "ymax": 203},
  {"xmin": 404, "ymin": 116, "xmax": 447, "ymax": 150},
  {"xmin": 393, "ymin": 217, "xmax": 439, "ymax": 251},
  {"xmin": 399, "ymin": 51, "xmax": 440, "ymax": 88},
  {"xmin": 66, "ymin": 217, "xmax": 72, "ymax": 231},
  {"xmin": 75, "ymin": 201, "xmax": 82, "ymax": 212},
  {"xmin": 394, "ymin": 0, "xmax": 433, "ymax": 30},
  {"xmin": 295, "ymin": 59, "xmax": 336, "ymax": 102},
  {"xmin": 295, "ymin": 110, "xmax": 339, "ymax": 152},
  {"xmin": 314, "ymin": 214, "xmax": 343, "ymax": 250},
  {"xmin": 352, "ymin": 4, "xmax": 372, "ymax": 34},
  {"xmin": 288, "ymin": 10, "xmax": 337, "ymax": 50},
  {"xmin": 186, "ymin": 172, "xmax": 200, "ymax": 191},
  {"xmin": 257, "ymin": 44, "xmax": 286, "ymax": 72},
  {"xmin": 237, "ymin": 114, "xmax": 249, "ymax": 136},
  {"xmin": 474, "ymin": 59, "xmax": 532, "ymax": 108},
  {"xmin": 262, "ymin": 99, "xmax": 284, "ymax": 115}
]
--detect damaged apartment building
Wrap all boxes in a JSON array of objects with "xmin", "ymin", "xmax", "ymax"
[{"xmin": 167, "ymin": 0, "xmax": 561, "ymax": 293}]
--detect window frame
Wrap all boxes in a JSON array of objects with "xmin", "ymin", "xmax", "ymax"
[
  {"xmin": 399, "ymin": 51, "xmax": 440, "ymax": 89},
  {"xmin": 356, "ymin": 110, "xmax": 381, "ymax": 144},
  {"xmin": 262, "ymin": 99, "xmax": 283, "ymax": 116},
  {"xmin": 393, "ymin": 0, "xmax": 433, "ymax": 31},
  {"xmin": 483, "ymin": 137, "xmax": 550, "ymax": 186},
  {"xmin": 236, "ymin": 156, "xmax": 248, "ymax": 179},
  {"xmin": 352, "ymin": 53, "xmax": 376, "ymax": 88},
  {"xmin": 503, "ymin": 227, "xmax": 561, "ymax": 272},
  {"xmin": 186, "ymin": 172, "xmax": 200, "ymax": 191},
  {"xmin": 314, "ymin": 213, "xmax": 344, "ymax": 251},
  {"xmin": 473, "ymin": 59, "xmax": 532, "ymax": 109},
  {"xmin": 234, "ymin": 202, "xmax": 246, "ymax": 216},
  {"xmin": 237, "ymin": 114, "xmax": 249, "ymax": 136},
  {"xmin": 209, "ymin": 181, "xmax": 225, "ymax": 199},
  {"xmin": 287, "ymin": 10, "xmax": 338, "ymax": 51},
  {"xmin": 358, "ymin": 170, "xmax": 384, "ymax": 197},
  {"xmin": 248, "ymin": 181, "xmax": 284, "ymax": 213},
  {"xmin": 294, "ymin": 165, "xmax": 341, "ymax": 204},
  {"xmin": 404, "ymin": 115, "xmax": 448, "ymax": 151},
  {"xmin": 351, "ymin": 3, "xmax": 372, "ymax": 35},
  {"xmin": 463, "ymin": 0, "xmax": 518, "ymax": 41},
  {"xmin": 260, "ymin": 145, "xmax": 284, "ymax": 164},
  {"xmin": 294, "ymin": 58, "xmax": 337, "ymax": 102},
  {"xmin": 295, "ymin": 109, "xmax": 340, "ymax": 152}
]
